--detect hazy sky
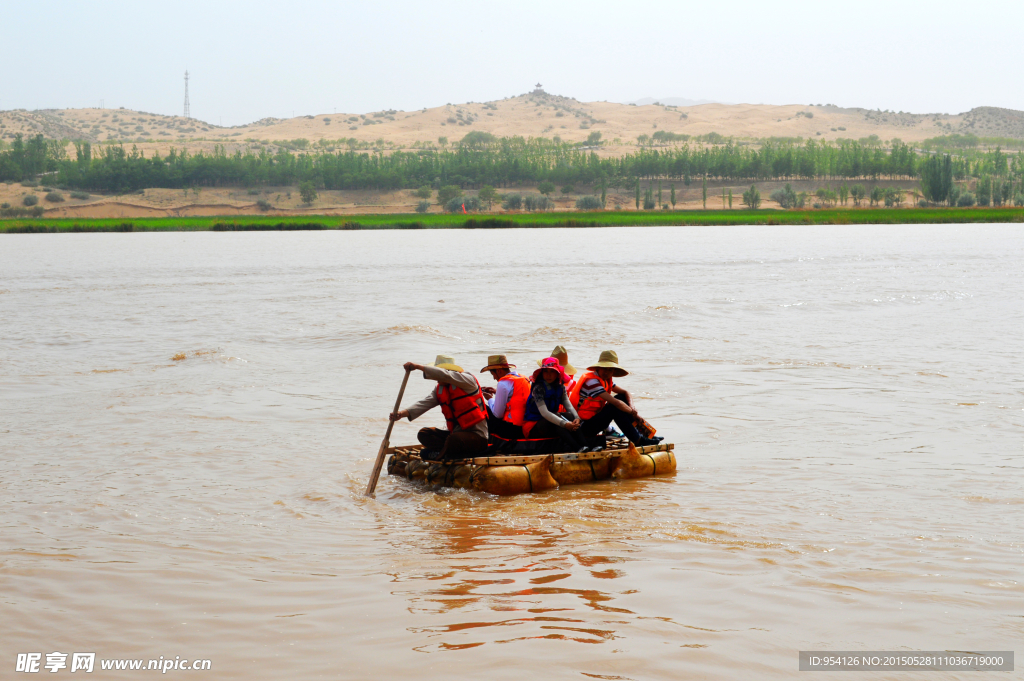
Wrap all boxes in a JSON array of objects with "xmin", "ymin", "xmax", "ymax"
[{"xmin": 3, "ymin": 0, "xmax": 1022, "ymax": 125}]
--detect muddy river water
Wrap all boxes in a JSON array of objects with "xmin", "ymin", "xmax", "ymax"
[{"xmin": 1, "ymin": 225, "xmax": 1021, "ymax": 679}]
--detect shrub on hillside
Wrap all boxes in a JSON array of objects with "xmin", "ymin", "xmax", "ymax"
[
  {"xmin": 70, "ymin": 191, "xmax": 90, "ymax": 200},
  {"xmin": 45, "ymin": 191, "xmax": 64, "ymax": 202},
  {"xmin": 23, "ymin": 194, "xmax": 38, "ymax": 206},
  {"xmin": 415, "ymin": 200, "xmax": 430, "ymax": 213},
  {"xmin": 742, "ymin": 185, "xmax": 761, "ymax": 209},
  {"xmin": 437, "ymin": 185, "xmax": 462, "ymax": 206},
  {"xmin": 256, "ymin": 199, "xmax": 272, "ymax": 211},
  {"xmin": 523, "ymin": 195, "xmax": 554, "ymax": 211},
  {"xmin": 444, "ymin": 196, "xmax": 480, "ymax": 213},
  {"xmin": 769, "ymin": 183, "xmax": 803, "ymax": 209},
  {"xmin": 501, "ymin": 194, "xmax": 522, "ymax": 210},
  {"xmin": 957, "ymin": 192, "xmax": 976, "ymax": 207},
  {"xmin": 575, "ymin": 195, "xmax": 604, "ymax": 210},
  {"xmin": 21, "ymin": 179, "xmax": 38, "ymax": 187}
]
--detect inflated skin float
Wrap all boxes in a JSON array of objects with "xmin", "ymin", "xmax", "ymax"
[{"xmin": 386, "ymin": 438, "xmax": 676, "ymax": 496}]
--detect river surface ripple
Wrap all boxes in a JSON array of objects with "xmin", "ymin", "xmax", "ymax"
[{"xmin": 1, "ymin": 226, "xmax": 1022, "ymax": 679}]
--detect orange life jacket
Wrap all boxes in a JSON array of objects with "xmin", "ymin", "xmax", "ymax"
[
  {"xmin": 498, "ymin": 373, "xmax": 532, "ymax": 426},
  {"xmin": 436, "ymin": 376, "xmax": 487, "ymax": 431},
  {"xmin": 569, "ymin": 370, "xmax": 613, "ymax": 420}
]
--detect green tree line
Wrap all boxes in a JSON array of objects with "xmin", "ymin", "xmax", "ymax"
[{"xmin": 2, "ymin": 132, "xmax": 1023, "ymax": 195}]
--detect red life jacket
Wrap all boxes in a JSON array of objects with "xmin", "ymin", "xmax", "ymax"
[
  {"xmin": 569, "ymin": 370, "xmax": 613, "ymax": 420},
  {"xmin": 498, "ymin": 373, "xmax": 532, "ymax": 426},
  {"xmin": 436, "ymin": 376, "xmax": 487, "ymax": 431}
]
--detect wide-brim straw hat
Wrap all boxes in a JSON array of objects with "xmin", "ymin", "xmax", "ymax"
[
  {"xmin": 587, "ymin": 350, "xmax": 628, "ymax": 377},
  {"xmin": 532, "ymin": 357, "xmax": 572, "ymax": 385},
  {"xmin": 536, "ymin": 345, "xmax": 576, "ymax": 376},
  {"xmin": 429, "ymin": 354, "xmax": 464, "ymax": 372},
  {"xmin": 480, "ymin": 354, "xmax": 516, "ymax": 373}
]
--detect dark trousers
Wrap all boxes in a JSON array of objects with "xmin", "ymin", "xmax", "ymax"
[
  {"xmin": 525, "ymin": 419, "xmax": 587, "ymax": 452},
  {"xmin": 579, "ymin": 394, "xmax": 643, "ymax": 446},
  {"xmin": 487, "ymin": 408, "xmax": 524, "ymax": 440},
  {"xmin": 417, "ymin": 427, "xmax": 489, "ymax": 461}
]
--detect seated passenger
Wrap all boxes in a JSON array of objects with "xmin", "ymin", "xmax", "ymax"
[
  {"xmin": 389, "ymin": 354, "xmax": 489, "ymax": 461},
  {"xmin": 537, "ymin": 345, "xmax": 577, "ymax": 394},
  {"xmin": 521, "ymin": 357, "xmax": 587, "ymax": 453},
  {"xmin": 479, "ymin": 354, "xmax": 531, "ymax": 450},
  {"xmin": 570, "ymin": 350, "xmax": 660, "ymax": 449}
]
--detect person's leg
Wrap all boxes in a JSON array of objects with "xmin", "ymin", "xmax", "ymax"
[
  {"xmin": 440, "ymin": 431, "xmax": 489, "ymax": 460},
  {"xmin": 580, "ymin": 404, "xmax": 644, "ymax": 446},
  {"xmin": 418, "ymin": 427, "xmax": 448, "ymax": 451},
  {"xmin": 555, "ymin": 425, "xmax": 587, "ymax": 452},
  {"xmin": 487, "ymin": 410, "xmax": 524, "ymax": 451},
  {"xmin": 522, "ymin": 420, "xmax": 563, "ymax": 454}
]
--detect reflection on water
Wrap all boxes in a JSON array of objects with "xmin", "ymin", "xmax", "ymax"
[{"xmin": 1, "ymin": 226, "xmax": 1022, "ymax": 679}]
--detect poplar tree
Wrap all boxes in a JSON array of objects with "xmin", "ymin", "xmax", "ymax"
[
  {"xmin": 635, "ymin": 178, "xmax": 640, "ymax": 209},
  {"xmin": 702, "ymin": 175, "xmax": 707, "ymax": 209},
  {"xmin": 670, "ymin": 184, "xmax": 676, "ymax": 208},
  {"xmin": 728, "ymin": 188, "xmax": 733, "ymax": 209}
]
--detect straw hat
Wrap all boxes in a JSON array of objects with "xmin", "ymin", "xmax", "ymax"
[
  {"xmin": 532, "ymin": 357, "xmax": 572, "ymax": 385},
  {"xmin": 536, "ymin": 345, "xmax": 576, "ymax": 376},
  {"xmin": 428, "ymin": 354, "xmax": 464, "ymax": 372},
  {"xmin": 587, "ymin": 350, "xmax": 629, "ymax": 377},
  {"xmin": 480, "ymin": 354, "xmax": 516, "ymax": 373}
]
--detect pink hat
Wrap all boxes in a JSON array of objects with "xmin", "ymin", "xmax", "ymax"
[{"xmin": 532, "ymin": 357, "xmax": 572, "ymax": 385}]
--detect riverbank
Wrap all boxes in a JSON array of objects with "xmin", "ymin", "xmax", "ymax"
[{"xmin": 2, "ymin": 206, "xmax": 1023, "ymax": 232}]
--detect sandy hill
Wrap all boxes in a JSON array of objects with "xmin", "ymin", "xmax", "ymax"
[{"xmin": 2, "ymin": 90, "xmax": 1023, "ymax": 160}]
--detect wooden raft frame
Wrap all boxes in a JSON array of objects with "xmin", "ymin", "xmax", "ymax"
[{"xmin": 385, "ymin": 440, "xmax": 674, "ymax": 467}]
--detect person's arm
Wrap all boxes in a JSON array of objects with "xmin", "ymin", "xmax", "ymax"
[
  {"xmin": 534, "ymin": 388, "xmax": 569, "ymax": 427},
  {"xmin": 488, "ymin": 379, "xmax": 512, "ymax": 416},
  {"xmin": 392, "ymin": 390, "xmax": 438, "ymax": 421},
  {"xmin": 390, "ymin": 362, "xmax": 437, "ymax": 421},
  {"xmin": 558, "ymin": 390, "xmax": 581, "ymax": 431},
  {"xmin": 422, "ymin": 365, "xmax": 478, "ymax": 393},
  {"xmin": 599, "ymin": 390, "xmax": 636, "ymax": 416},
  {"xmin": 560, "ymin": 390, "xmax": 579, "ymax": 421},
  {"xmin": 612, "ymin": 383, "xmax": 632, "ymax": 405}
]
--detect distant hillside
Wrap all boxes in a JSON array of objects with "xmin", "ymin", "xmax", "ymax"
[{"xmin": 2, "ymin": 91, "xmax": 1023, "ymax": 160}]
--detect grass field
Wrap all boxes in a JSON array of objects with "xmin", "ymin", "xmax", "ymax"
[{"xmin": 2, "ymin": 208, "xmax": 1023, "ymax": 233}]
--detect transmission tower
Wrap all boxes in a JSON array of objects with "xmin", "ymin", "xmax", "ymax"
[{"xmin": 183, "ymin": 70, "xmax": 191, "ymax": 120}]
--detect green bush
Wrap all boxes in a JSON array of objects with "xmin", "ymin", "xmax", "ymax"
[
  {"xmin": 414, "ymin": 185, "xmax": 432, "ymax": 199},
  {"xmin": 957, "ymin": 192, "xmax": 976, "ymax": 207},
  {"xmin": 537, "ymin": 181, "xmax": 555, "ymax": 195},
  {"xmin": 45, "ymin": 191, "xmax": 64, "ymax": 202},
  {"xmin": 298, "ymin": 181, "xmax": 318, "ymax": 205},
  {"xmin": 523, "ymin": 195, "xmax": 553, "ymax": 211},
  {"xmin": 501, "ymin": 194, "xmax": 523, "ymax": 210},
  {"xmin": 769, "ymin": 183, "xmax": 803, "ymax": 209},
  {"xmin": 445, "ymin": 196, "xmax": 480, "ymax": 213},
  {"xmin": 21, "ymin": 179, "xmax": 38, "ymax": 187},
  {"xmin": 742, "ymin": 185, "xmax": 761, "ymax": 209},
  {"xmin": 256, "ymin": 199, "xmax": 272, "ymax": 211},
  {"xmin": 560, "ymin": 185, "xmax": 575, "ymax": 195},
  {"xmin": 247, "ymin": 188, "xmax": 260, "ymax": 195},
  {"xmin": 575, "ymin": 195, "xmax": 604, "ymax": 210},
  {"xmin": 23, "ymin": 194, "xmax": 39, "ymax": 206},
  {"xmin": 437, "ymin": 185, "xmax": 462, "ymax": 206},
  {"xmin": 70, "ymin": 191, "xmax": 90, "ymax": 200},
  {"xmin": 415, "ymin": 200, "xmax": 430, "ymax": 213}
]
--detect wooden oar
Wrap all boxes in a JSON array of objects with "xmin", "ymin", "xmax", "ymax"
[{"xmin": 365, "ymin": 369, "xmax": 412, "ymax": 496}]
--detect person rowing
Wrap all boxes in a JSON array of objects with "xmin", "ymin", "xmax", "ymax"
[
  {"xmin": 479, "ymin": 354, "xmax": 531, "ymax": 451},
  {"xmin": 521, "ymin": 357, "xmax": 588, "ymax": 453},
  {"xmin": 389, "ymin": 354, "xmax": 489, "ymax": 461},
  {"xmin": 570, "ymin": 350, "xmax": 661, "ymax": 449}
]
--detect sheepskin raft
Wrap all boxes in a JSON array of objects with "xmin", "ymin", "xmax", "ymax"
[{"xmin": 386, "ymin": 438, "xmax": 676, "ymax": 496}]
